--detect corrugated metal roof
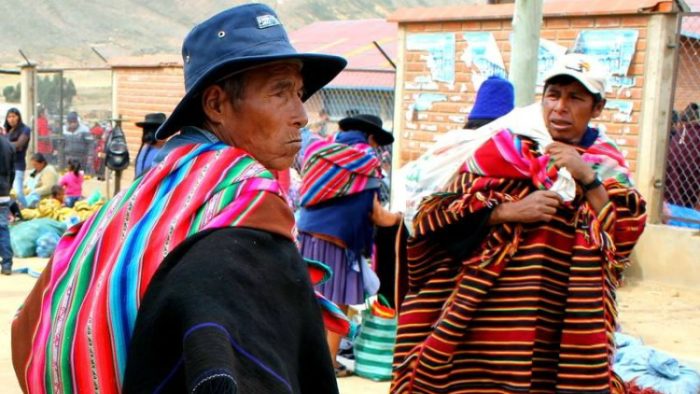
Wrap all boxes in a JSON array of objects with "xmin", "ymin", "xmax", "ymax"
[
  {"xmin": 289, "ymin": 19, "xmax": 398, "ymax": 72},
  {"xmin": 326, "ymin": 70, "xmax": 396, "ymax": 89},
  {"xmin": 388, "ymin": 0, "xmax": 680, "ymax": 23}
]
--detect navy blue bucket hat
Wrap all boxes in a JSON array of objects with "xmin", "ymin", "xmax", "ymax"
[{"xmin": 156, "ymin": 3, "xmax": 347, "ymax": 140}]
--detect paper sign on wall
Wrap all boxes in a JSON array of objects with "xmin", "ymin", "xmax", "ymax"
[
  {"xmin": 406, "ymin": 33, "xmax": 456, "ymax": 85},
  {"xmin": 462, "ymin": 32, "xmax": 507, "ymax": 91}
]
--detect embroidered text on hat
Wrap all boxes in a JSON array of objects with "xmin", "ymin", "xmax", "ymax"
[{"xmin": 257, "ymin": 14, "xmax": 281, "ymax": 29}]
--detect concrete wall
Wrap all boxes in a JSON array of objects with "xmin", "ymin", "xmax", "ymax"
[{"xmin": 630, "ymin": 224, "xmax": 700, "ymax": 287}]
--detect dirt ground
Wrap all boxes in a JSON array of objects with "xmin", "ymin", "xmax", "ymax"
[{"xmin": 1, "ymin": 259, "xmax": 698, "ymax": 394}]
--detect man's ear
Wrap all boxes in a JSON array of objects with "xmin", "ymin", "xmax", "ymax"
[
  {"xmin": 201, "ymin": 85, "xmax": 228, "ymax": 125},
  {"xmin": 592, "ymin": 98, "xmax": 606, "ymax": 119}
]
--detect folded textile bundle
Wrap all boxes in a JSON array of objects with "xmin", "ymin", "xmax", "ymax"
[{"xmin": 396, "ymin": 103, "xmax": 578, "ymax": 234}]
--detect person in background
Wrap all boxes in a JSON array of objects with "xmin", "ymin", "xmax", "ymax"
[
  {"xmin": 63, "ymin": 111, "xmax": 90, "ymax": 135},
  {"xmin": 310, "ymin": 108, "xmax": 330, "ymax": 137},
  {"xmin": 297, "ymin": 114, "xmax": 401, "ymax": 377},
  {"xmin": 36, "ymin": 107, "xmax": 53, "ymax": 157},
  {"xmin": 134, "ymin": 113, "xmax": 166, "ymax": 178},
  {"xmin": 63, "ymin": 111, "xmax": 92, "ymax": 176},
  {"xmin": 0, "ymin": 133, "xmax": 15, "ymax": 275},
  {"xmin": 465, "ymin": 75, "xmax": 515, "ymax": 129},
  {"xmin": 89, "ymin": 122, "xmax": 106, "ymax": 174},
  {"xmin": 13, "ymin": 4, "xmax": 349, "ymax": 393},
  {"xmin": 50, "ymin": 185, "xmax": 65, "ymax": 205},
  {"xmin": 5, "ymin": 108, "xmax": 31, "ymax": 207},
  {"xmin": 391, "ymin": 53, "xmax": 647, "ymax": 393},
  {"xmin": 24, "ymin": 153, "xmax": 59, "ymax": 208},
  {"xmin": 90, "ymin": 121, "xmax": 105, "ymax": 140},
  {"xmin": 58, "ymin": 159, "xmax": 83, "ymax": 208}
]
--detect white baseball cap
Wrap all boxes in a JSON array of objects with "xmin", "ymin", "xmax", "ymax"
[{"xmin": 544, "ymin": 53, "xmax": 608, "ymax": 95}]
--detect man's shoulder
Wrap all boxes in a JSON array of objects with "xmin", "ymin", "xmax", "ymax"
[{"xmin": 160, "ymin": 227, "xmax": 303, "ymax": 287}]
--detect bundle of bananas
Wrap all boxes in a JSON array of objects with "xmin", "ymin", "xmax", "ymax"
[{"xmin": 20, "ymin": 198, "xmax": 105, "ymax": 223}]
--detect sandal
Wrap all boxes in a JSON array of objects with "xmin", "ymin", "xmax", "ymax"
[{"xmin": 334, "ymin": 364, "xmax": 352, "ymax": 378}]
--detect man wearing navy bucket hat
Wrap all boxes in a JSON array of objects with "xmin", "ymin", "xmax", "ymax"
[{"xmin": 12, "ymin": 4, "xmax": 350, "ymax": 394}]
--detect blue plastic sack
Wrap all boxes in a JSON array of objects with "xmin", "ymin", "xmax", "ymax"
[
  {"xmin": 9, "ymin": 218, "xmax": 67, "ymax": 258},
  {"xmin": 614, "ymin": 332, "xmax": 700, "ymax": 394},
  {"xmin": 36, "ymin": 232, "xmax": 61, "ymax": 258}
]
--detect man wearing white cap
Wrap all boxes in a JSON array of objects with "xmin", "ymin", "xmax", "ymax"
[{"xmin": 391, "ymin": 53, "xmax": 647, "ymax": 393}]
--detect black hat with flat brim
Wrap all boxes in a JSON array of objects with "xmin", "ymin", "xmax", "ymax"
[
  {"xmin": 155, "ymin": 3, "xmax": 347, "ymax": 140},
  {"xmin": 338, "ymin": 114, "xmax": 394, "ymax": 146},
  {"xmin": 136, "ymin": 113, "xmax": 167, "ymax": 128}
]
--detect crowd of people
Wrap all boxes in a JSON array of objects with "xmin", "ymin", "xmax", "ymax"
[{"xmin": 0, "ymin": 3, "xmax": 662, "ymax": 394}]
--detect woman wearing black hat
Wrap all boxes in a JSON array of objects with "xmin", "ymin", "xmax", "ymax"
[
  {"xmin": 297, "ymin": 114, "xmax": 400, "ymax": 376},
  {"xmin": 133, "ymin": 112, "xmax": 167, "ymax": 177}
]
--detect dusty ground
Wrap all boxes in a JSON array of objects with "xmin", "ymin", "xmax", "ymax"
[{"xmin": 1, "ymin": 259, "xmax": 698, "ymax": 393}]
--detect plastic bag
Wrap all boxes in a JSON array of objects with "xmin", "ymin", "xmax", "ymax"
[
  {"xmin": 9, "ymin": 218, "xmax": 67, "ymax": 258},
  {"xmin": 354, "ymin": 295, "xmax": 397, "ymax": 381},
  {"xmin": 36, "ymin": 231, "xmax": 62, "ymax": 258},
  {"xmin": 361, "ymin": 259, "xmax": 380, "ymax": 297}
]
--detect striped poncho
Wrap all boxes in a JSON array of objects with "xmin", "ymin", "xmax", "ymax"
[
  {"xmin": 11, "ymin": 143, "xmax": 350, "ymax": 394},
  {"xmin": 299, "ymin": 136, "xmax": 382, "ymax": 207},
  {"xmin": 392, "ymin": 129, "xmax": 647, "ymax": 393}
]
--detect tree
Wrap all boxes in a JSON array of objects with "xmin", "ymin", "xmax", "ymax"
[
  {"xmin": 3, "ymin": 75, "xmax": 78, "ymax": 114},
  {"xmin": 37, "ymin": 74, "xmax": 78, "ymax": 115},
  {"xmin": 2, "ymin": 83, "xmax": 21, "ymax": 103}
]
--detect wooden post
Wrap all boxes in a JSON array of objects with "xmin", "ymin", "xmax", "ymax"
[
  {"xmin": 390, "ymin": 25, "xmax": 407, "ymax": 211},
  {"xmin": 19, "ymin": 64, "xmax": 37, "ymax": 153},
  {"xmin": 509, "ymin": 0, "xmax": 544, "ymax": 107},
  {"xmin": 636, "ymin": 13, "xmax": 680, "ymax": 223}
]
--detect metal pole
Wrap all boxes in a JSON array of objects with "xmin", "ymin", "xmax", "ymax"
[
  {"xmin": 114, "ymin": 171, "xmax": 122, "ymax": 194},
  {"xmin": 509, "ymin": 0, "xmax": 544, "ymax": 106},
  {"xmin": 373, "ymin": 41, "xmax": 397, "ymax": 70}
]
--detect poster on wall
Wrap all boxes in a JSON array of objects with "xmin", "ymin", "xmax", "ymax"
[
  {"xmin": 536, "ymin": 38, "xmax": 568, "ymax": 87},
  {"xmin": 462, "ymin": 32, "xmax": 507, "ymax": 91},
  {"xmin": 573, "ymin": 29, "xmax": 639, "ymax": 90},
  {"xmin": 406, "ymin": 33, "xmax": 456, "ymax": 86},
  {"xmin": 605, "ymin": 99, "xmax": 634, "ymax": 123}
]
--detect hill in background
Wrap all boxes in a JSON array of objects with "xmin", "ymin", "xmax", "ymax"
[{"xmin": 0, "ymin": 0, "xmax": 476, "ymax": 68}]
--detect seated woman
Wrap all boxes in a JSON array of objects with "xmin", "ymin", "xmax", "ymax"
[{"xmin": 24, "ymin": 153, "xmax": 58, "ymax": 208}]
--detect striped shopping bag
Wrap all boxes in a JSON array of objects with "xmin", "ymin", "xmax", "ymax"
[{"xmin": 353, "ymin": 295, "xmax": 397, "ymax": 381}]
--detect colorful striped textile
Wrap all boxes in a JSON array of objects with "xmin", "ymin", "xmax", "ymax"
[
  {"xmin": 299, "ymin": 138, "xmax": 382, "ymax": 207},
  {"xmin": 464, "ymin": 128, "xmax": 632, "ymax": 191},
  {"xmin": 391, "ymin": 133, "xmax": 647, "ymax": 393},
  {"xmin": 12, "ymin": 143, "xmax": 352, "ymax": 394}
]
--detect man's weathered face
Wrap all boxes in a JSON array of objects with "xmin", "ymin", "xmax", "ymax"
[
  {"xmin": 220, "ymin": 62, "xmax": 307, "ymax": 170},
  {"xmin": 542, "ymin": 80, "xmax": 604, "ymax": 145}
]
